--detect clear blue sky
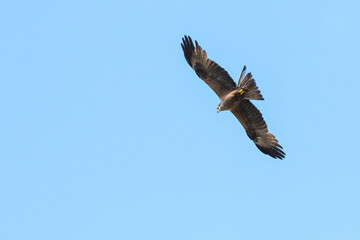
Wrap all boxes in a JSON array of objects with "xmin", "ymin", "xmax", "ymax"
[{"xmin": 1, "ymin": 0, "xmax": 359, "ymax": 239}]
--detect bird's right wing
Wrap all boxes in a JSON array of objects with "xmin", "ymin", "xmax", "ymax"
[
  {"xmin": 231, "ymin": 100, "xmax": 285, "ymax": 159},
  {"xmin": 181, "ymin": 35, "xmax": 236, "ymax": 99}
]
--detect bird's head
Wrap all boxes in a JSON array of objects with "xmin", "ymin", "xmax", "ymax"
[{"xmin": 217, "ymin": 103, "xmax": 223, "ymax": 113}]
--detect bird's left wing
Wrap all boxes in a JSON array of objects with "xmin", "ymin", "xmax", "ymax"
[
  {"xmin": 231, "ymin": 100, "xmax": 285, "ymax": 159},
  {"xmin": 181, "ymin": 35, "xmax": 236, "ymax": 99}
]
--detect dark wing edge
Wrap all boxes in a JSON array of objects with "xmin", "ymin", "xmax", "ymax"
[
  {"xmin": 181, "ymin": 35, "xmax": 236, "ymax": 99},
  {"xmin": 231, "ymin": 100, "xmax": 285, "ymax": 159}
]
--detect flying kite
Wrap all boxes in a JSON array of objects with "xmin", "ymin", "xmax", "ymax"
[{"xmin": 181, "ymin": 35, "xmax": 285, "ymax": 159}]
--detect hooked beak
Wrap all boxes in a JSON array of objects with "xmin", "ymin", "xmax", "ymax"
[{"xmin": 217, "ymin": 108, "xmax": 220, "ymax": 113}]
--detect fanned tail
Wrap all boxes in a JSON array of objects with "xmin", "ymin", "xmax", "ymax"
[{"xmin": 238, "ymin": 65, "xmax": 264, "ymax": 100}]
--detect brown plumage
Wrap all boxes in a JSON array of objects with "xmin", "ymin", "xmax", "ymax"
[{"xmin": 181, "ymin": 35, "xmax": 285, "ymax": 159}]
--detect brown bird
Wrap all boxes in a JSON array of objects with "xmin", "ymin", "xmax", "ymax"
[{"xmin": 181, "ymin": 35, "xmax": 285, "ymax": 159}]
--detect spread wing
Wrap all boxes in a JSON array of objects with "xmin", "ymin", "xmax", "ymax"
[
  {"xmin": 181, "ymin": 35, "xmax": 236, "ymax": 99},
  {"xmin": 231, "ymin": 100, "xmax": 285, "ymax": 159}
]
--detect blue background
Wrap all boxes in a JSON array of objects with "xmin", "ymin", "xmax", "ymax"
[{"xmin": 1, "ymin": 0, "xmax": 359, "ymax": 239}]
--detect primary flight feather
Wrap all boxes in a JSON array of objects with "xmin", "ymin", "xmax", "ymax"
[{"xmin": 181, "ymin": 35, "xmax": 285, "ymax": 159}]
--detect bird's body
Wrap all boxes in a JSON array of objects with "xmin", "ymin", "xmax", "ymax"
[
  {"xmin": 217, "ymin": 89, "xmax": 244, "ymax": 112},
  {"xmin": 181, "ymin": 35, "xmax": 285, "ymax": 159}
]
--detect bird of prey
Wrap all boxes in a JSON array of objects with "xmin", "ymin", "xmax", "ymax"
[{"xmin": 181, "ymin": 35, "xmax": 285, "ymax": 159}]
